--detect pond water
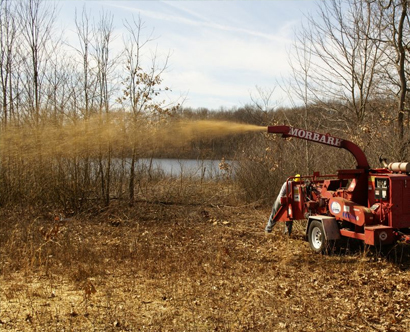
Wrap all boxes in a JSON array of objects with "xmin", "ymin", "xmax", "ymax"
[{"xmin": 136, "ymin": 158, "xmax": 235, "ymax": 180}]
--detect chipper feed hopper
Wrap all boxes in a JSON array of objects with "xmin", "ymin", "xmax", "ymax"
[{"xmin": 267, "ymin": 126, "xmax": 410, "ymax": 253}]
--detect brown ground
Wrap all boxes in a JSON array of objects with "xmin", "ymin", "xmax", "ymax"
[{"xmin": 1, "ymin": 184, "xmax": 410, "ymax": 331}]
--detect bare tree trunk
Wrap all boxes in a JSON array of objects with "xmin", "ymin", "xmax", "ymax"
[
  {"xmin": 396, "ymin": 0, "xmax": 408, "ymax": 158},
  {"xmin": 129, "ymin": 147, "xmax": 137, "ymax": 206},
  {"xmin": 74, "ymin": 6, "xmax": 95, "ymax": 194},
  {"xmin": 17, "ymin": 0, "xmax": 56, "ymax": 126},
  {"xmin": 0, "ymin": 0, "xmax": 17, "ymax": 128},
  {"xmin": 75, "ymin": 6, "xmax": 93, "ymax": 120},
  {"xmin": 93, "ymin": 10, "xmax": 115, "ymax": 206},
  {"xmin": 122, "ymin": 15, "xmax": 174, "ymax": 205}
]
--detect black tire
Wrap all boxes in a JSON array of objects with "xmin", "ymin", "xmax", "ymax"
[{"xmin": 308, "ymin": 220, "xmax": 328, "ymax": 254}]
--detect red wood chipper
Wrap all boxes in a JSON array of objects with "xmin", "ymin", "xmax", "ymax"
[{"xmin": 267, "ymin": 126, "xmax": 410, "ymax": 253}]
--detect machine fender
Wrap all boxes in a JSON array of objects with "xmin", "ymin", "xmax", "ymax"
[{"xmin": 306, "ymin": 216, "xmax": 341, "ymax": 241}]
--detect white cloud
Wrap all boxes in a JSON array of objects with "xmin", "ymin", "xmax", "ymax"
[
  {"xmin": 57, "ymin": 0, "xmax": 319, "ymax": 109},
  {"xmin": 159, "ymin": 30, "xmax": 292, "ymax": 108},
  {"xmin": 108, "ymin": 1, "xmax": 291, "ymax": 44}
]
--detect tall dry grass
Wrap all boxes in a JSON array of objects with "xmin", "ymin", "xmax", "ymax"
[{"xmin": 0, "ymin": 115, "xmax": 265, "ymax": 209}]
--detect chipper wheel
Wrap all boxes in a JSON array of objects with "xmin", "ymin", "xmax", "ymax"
[{"xmin": 308, "ymin": 220, "xmax": 331, "ymax": 254}]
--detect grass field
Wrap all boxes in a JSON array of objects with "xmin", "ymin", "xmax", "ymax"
[{"xmin": 1, "ymin": 182, "xmax": 410, "ymax": 331}]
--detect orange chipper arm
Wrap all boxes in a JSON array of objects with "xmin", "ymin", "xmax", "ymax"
[{"xmin": 267, "ymin": 126, "xmax": 370, "ymax": 170}]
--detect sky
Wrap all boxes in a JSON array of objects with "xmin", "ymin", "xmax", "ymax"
[{"xmin": 57, "ymin": 0, "xmax": 320, "ymax": 110}]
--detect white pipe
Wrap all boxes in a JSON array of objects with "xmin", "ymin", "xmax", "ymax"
[{"xmin": 388, "ymin": 162, "xmax": 410, "ymax": 173}]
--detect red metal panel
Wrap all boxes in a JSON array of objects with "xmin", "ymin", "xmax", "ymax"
[
  {"xmin": 291, "ymin": 183, "xmax": 306, "ymax": 220},
  {"xmin": 364, "ymin": 225, "xmax": 395, "ymax": 245},
  {"xmin": 404, "ymin": 181, "xmax": 410, "ymax": 217},
  {"xmin": 322, "ymin": 217, "xmax": 341, "ymax": 240},
  {"xmin": 390, "ymin": 176, "xmax": 410, "ymax": 228},
  {"xmin": 273, "ymin": 182, "xmax": 308, "ymax": 223},
  {"xmin": 273, "ymin": 204, "xmax": 290, "ymax": 222},
  {"xmin": 340, "ymin": 229, "xmax": 366, "ymax": 241},
  {"xmin": 329, "ymin": 197, "xmax": 374, "ymax": 226}
]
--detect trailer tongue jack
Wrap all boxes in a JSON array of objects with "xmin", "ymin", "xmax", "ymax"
[{"xmin": 267, "ymin": 126, "xmax": 410, "ymax": 253}]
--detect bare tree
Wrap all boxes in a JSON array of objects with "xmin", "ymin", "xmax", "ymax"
[
  {"xmin": 74, "ymin": 6, "xmax": 97, "ymax": 120},
  {"xmin": 71, "ymin": 6, "xmax": 97, "ymax": 200},
  {"xmin": 368, "ymin": 0, "xmax": 410, "ymax": 159},
  {"xmin": 285, "ymin": 36, "xmax": 317, "ymax": 174},
  {"xmin": 16, "ymin": 0, "xmax": 57, "ymax": 126},
  {"xmin": 92, "ymin": 10, "xmax": 117, "ymax": 206},
  {"xmin": 121, "ymin": 15, "xmax": 174, "ymax": 204},
  {"xmin": 249, "ymin": 85, "xmax": 277, "ymax": 125},
  {"xmin": 0, "ymin": 0, "xmax": 17, "ymax": 127},
  {"xmin": 286, "ymin": 35, "xmax": 313, "ymax": 110},
  {"xmin": 93, "ymin": 10, "xmax": 117, "ymax": 115},
  {"xmin": 300, "ymin": 0, "xmax": 383, "ymax": 125}
]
